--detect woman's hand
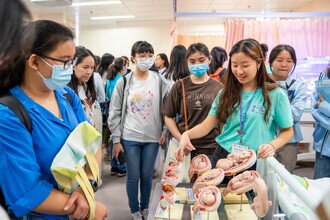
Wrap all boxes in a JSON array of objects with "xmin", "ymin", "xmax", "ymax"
[
  {"xmin": 316, "ymin": 93, "xmax": 325, "ymax": 107},
  {"xmin": 64, "ymin": 187, "xmax": 89, "ymax": 219},
  {"xmin": 113, "ymin": 143, "xmax": 124, "ymax": 159},
  {"xmin": 257, "ymin": 143, "xmax": 276, "ymax": 159},
  {"xmin": 159, "ymin": 134, "xmax": 166, "ymax": 145},
  {"xmin": 175, "ymin": 132, "xmax": 195, "ymax": 162},
  {"xmin": 95, "ymin": 201, "xmax": 108, "ymax": 220}
]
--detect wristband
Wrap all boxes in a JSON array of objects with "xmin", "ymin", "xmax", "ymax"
[{"xmin": 268, "ymin": 142, "xmax": 276, "ymax": 152}]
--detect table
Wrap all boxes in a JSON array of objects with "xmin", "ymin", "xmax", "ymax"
[{"xmin": 148, "ymin": 183, "xmax": 252, "ymax": 220}]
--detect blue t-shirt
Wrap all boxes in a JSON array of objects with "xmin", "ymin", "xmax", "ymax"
[
  {"xmin": 209, "ymin": 87, "xmax": 293, "ymax": 153},
  {"xmin": 0, "ymin": 86, "xmax": 88, "ymax": 218},
  {"xmin": 105, "ymin": 73, "xmax": 121, "ymax": 101}
]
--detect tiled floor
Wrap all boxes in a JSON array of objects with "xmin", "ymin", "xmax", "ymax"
[{"xmin": 96, "ymin": 161, "xmax": 162, "ymax": 220}]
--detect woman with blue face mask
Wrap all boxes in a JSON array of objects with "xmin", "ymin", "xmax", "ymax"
[
  {"xmin": 162, "ymin": 43, "xmax": 223, "ymax": 177},
  {"xmin": 0, "ymin": 20, "xmax": 107, "ymax": 219},
  {"xmin": 108, "ymin": 41, "xmax": 169, "ymax": 220}
]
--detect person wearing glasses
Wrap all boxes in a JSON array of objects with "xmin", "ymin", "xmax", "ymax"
[
  {"xmin": 68, "ymin": 46, "xmax": 103, "ymax": 134},
  {"xmin": 0, "ymin": 20, "xmax": 107, "ymax": 219}
]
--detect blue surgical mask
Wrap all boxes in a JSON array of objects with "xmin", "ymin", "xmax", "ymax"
[
  {"xmin": 189, "ymin": 63, "xmax": 209, "ymax": 77},
  {"xmin": 37, "ymin": 58, "xmax": 73, "ymax": 90}
]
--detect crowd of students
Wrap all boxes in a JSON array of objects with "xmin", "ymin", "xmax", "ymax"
[{"xmin": 0, "ymin": 1, "xmax": 329, "ymax": 220}]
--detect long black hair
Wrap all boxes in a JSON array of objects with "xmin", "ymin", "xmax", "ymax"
[
  {"xmin": 69, "ymin": 46, "xmax": 97, "ymax": 103},
  {"xmin": 106, "ymin": 57, "xmax": 126, "ymax": 80},
  {"xmin": 0, "ymin": 20, "xmax": 74, "ymax": 95},
  {"xmin": 0, "ymin": 0, "xmax": 30, "ymax": 63},
  {"xmin": 97, "ymin": 53, "xmax": 115, "ymax": 77},
  {"xmin": 217, "ymin": 38, "xmax": 276, "ymax": 123},
  {"xmin": 166, "ymin": 45, "xmax": 190, "ymax": 81},
  {"xmin": 208, "ymin": 46, "xmax": 227, "ymax": 74}
]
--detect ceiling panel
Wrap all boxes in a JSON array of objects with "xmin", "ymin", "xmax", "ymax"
[{"xmin": 21, "ymin": 0, "xmax": 325, "ymax": 25}]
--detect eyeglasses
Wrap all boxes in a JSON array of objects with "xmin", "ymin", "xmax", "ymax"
[{"xmin": 40, "ymin": 55, "xmax": 78, "ymax": 70}]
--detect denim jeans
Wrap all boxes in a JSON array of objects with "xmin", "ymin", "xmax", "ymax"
[
  {"xmin": 122, "ymin": 139, "xmax": 159, "ymax": 213},
  {"xmin": 314, "ymin": 151, "xmax": 330, "ymax": 179},
  {"xmin": 109, "ymin": 139, "xmax": 126, "ymax": 171}
]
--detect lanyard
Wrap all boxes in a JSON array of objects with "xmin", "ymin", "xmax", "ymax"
[{"xmin": 237, "ymin": 89, "xmax": 257, "ymax": 143}]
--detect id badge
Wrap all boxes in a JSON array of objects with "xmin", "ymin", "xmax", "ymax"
[{"xmin": 231, "ymin": 143, "xmax": 249, "ymax": 153}]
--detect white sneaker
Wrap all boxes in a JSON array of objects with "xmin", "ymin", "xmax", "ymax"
[
  {"xmin": 141, "ymin": 209, "xmax": 149, "ymax": 220},
  {"xmin": 131, "ymin": 211, "xmax": 143, "ymax": 220}
]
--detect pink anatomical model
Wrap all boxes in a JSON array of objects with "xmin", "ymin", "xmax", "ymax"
[
  {"xmin": 250, "ymin": 178, "xmax": 272, "ymax": 218},
  {"xmin": 163, "ymin": 159, "xmax": 182, "ymax": 186},
  {"xmin": 188, "ymin": 154, "xmax": 211, "ymax": 179},
  {"xmin": 165, "ymin": 159, "xmax": 182, "ymax": 176},
  {"xmin": 222, "ymin": 170, "xmax": 260, "ymax": 196},
  {"xmin": 192, "ymin": 168, "xmax": 225, "ymax": 195},
  {"xmin": 160, "ymin": 177, "xmax": 176, "ymax": 210},
  {"xmin": 159, "ymin": 192, "xmax": 176, "ymax": 210},
  {"xmin": 216, "ymin": 150, "xmax": 256, "ymax": 176},
  {"xmin": 192, "ymin": 186, "xmax": 222, "ymax": 215}
]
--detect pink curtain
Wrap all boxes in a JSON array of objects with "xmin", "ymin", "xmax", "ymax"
[
  {"xmin": 225, "ymin": 18, "xmax": 330, "ymax": 59},
  {"xmin": 177, "ymin": 34, "xmax": 226, "ymax": 51},
  {"xmin": 167, "ymin": 21, "xmax": 178, "ymax": 57}
]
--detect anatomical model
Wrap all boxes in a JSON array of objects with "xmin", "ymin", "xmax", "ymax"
[
  {"xmin": 216, "ymin": 150, "xmax": 256, "ymax": 176},
  {"xmin": 188, "ymin": 154, "xmax": 211, "ymax": 179},
  {"xmin": 192, "ymin": 168, "xmax": 225, "ymax": 195},
  {"xmin": 192, "ymin": 186, "xmax": 222, "ymax": 215}
]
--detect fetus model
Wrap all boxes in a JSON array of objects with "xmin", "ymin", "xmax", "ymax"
[
  {"xmin": 216, "ymin": 150, "xmax": 256, "ymax": 176},
  {"xmin": 159, "ymin": 159, "xmax": 182, "ymax": 210},
  {"xmin": 250, "ymin": 178, "xmax": 272, "ymax": 218},
  {"xmin": 192, "ymin": 168, "xmax": 225, "ymax": 195},
  {"xmin": 160, "ymin": 177, "xmax": 176, "ymax": 210},
  {"xmin": 222, "ymin": 170, "xmax": 260, "ymax": 196},
  {"xmin": 188, "ymin": 154, "xmax": 211, "ymax": 179},
  {"xmin": 192, "ymin": 186, "xmax": 222, "ymax": 215}
]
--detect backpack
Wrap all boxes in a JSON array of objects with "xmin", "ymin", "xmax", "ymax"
[
  {"xmin": 0, "ymin": 92, "xmax": 72, "ymax": 211},
  {"xmin": 285, "ymin": 79, "xmax": 296, "ymax": 103},
  {"xmin": 102, "ymin": 76, "xmax": 127, "ymax": 127}
]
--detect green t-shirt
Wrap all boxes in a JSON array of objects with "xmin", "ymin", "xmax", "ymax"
[{"xmin": 209, "ymin": 87, "xmax": 293, "ymax": 153}]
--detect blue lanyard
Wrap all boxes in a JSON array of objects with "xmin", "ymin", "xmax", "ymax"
[{"xmin": 238, "ymin": 89, "xmax": 257, "ymax": 143}]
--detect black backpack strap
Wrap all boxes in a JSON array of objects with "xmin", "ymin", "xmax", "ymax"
[
  {"xmin": 121, "ymin": 76, "xmax": 127, "ymax": 111},
  {"xmin": 0, "ymin": 95, "xmax": 32, "ymax": 210},
  {"xmin": 63, "ymin": 92, "xmax": 73, "ymax": 106},
  {"xmin": 0, "ymin": 95, "xmax": 32, "ymax": 133},
  {"xmin": 0, "ymin": 92, "xmax": 73, "ymax": 210},
  {"xmin": 285, "ymin": 79, "xmax": 296, "ymax": 90}
]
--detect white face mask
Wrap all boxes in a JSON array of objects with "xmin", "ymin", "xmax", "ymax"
[{"xmin": 135, "ymin": 57, "xmax": 154, "ymax": 72}]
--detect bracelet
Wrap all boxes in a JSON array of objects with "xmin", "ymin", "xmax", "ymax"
[{"xmin": 268, "ymin": 142, "xmax": 276, "ymax": 152}]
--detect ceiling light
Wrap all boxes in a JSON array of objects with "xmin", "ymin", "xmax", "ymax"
[
  {"xmin": 91, "ymin": 15, "xmax": 135, "ymax": 20},
  {"xmin": 72, "ymin": 1, "xmax": 121, "ymax": 7}
]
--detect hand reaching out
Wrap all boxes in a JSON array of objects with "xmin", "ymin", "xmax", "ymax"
[{"xmin": 257, "ymin": 143, "xmax": 276, "ymax": 159}]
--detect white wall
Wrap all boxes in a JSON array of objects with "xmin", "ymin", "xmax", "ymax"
[
  {"xmin": 78, "ymin": 19, "xmax": 227, "ymax": 58},
  {"xmin": 79, "ymin": 20, "xmax": 172, "ymax": 58}
]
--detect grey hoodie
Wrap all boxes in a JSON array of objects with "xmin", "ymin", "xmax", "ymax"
[{"xmin": 108, "ymin": 71, "xmax": 169, "ymax": 144}]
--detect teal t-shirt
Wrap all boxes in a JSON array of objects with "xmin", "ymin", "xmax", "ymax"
[{"xmin": 209, "ymin": 87, "xmax": 293, "ymax": 153}]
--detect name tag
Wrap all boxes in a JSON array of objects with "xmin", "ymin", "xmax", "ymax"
[{"xmin": 231, "ymin": 144, "xmax": 249, "ymax": 153}]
